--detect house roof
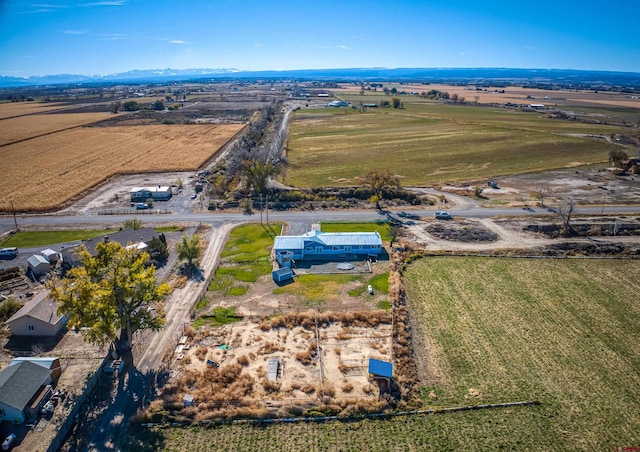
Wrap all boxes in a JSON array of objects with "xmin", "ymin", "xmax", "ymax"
[
  {"xmin": 130, "ymin": 186, "xmax": 170, "ymax": 193},
  {"xmin": 68, "ymin": 227, "xmax": 158, "ymax": 260},
  {"xmin": 0, "ymin": 361, "xmax": 51, "ymax": 412},
  {"xmin": 274, "ymin": 230, "xmax": 382, "ymax": 250},
  {"xmin": 368, "ymin": 358, "xmax": 393, "ymax": 379},
  {"xmin": 27, "ymin": 254, "xmax": 49, "ymax": 267},
  {"xmin": 5, "ymin": 291, "xmax": 64, "ymax": 326}
]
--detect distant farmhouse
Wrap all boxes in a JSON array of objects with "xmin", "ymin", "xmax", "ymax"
[
  {"xmin": 328, "ymin": 100, "xmax": 349, "ymax": 107},
  {"xmin": 130, "ymin": 185, "xmax": 172, "ymax": 202},
  {"xmin": 61, "ymin": 227, "xmax": 158, "ymax": 268},
  {"xmin": 273, "ymin": 230, "xmax": 382, "ymax": 267}
]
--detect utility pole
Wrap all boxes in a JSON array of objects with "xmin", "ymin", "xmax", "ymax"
[
  {"xmin": 265, "ymin": 194, "xmax": 269, "ymax": 225},
  {"xmin": 10, "ymin": 201, "xmax": 18, "ymax": 231}
]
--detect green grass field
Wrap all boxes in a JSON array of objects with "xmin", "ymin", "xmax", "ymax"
[
  {"xmin": 0, "ymin": 229, "xmax": 118, "ymax": 247},
  {"xmin": 404, "ymin": 256, "xmax": 640, "ymax": 450},
  {"xmin": 320, "ymin": 221, "xmax": 395, "ymax": 242},
  {"xmin": 286, "ymin": 101, "xmax": 625, "ymax": 187},
  {"xmin": 207, "ymin": 223, "xmax": 281, "ymax": 294}
]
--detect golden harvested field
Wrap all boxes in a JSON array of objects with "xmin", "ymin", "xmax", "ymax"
[
  {"xmin": 337, "ymin": 83, "xmax": 640, "ymax": 108},
  {"xmin": 0, "ymin": 112, "xmax": 114, "ymax": 146},
  {"xmin": 0, "ymin": 101, "xmax": 68, "ymax": 120},
  {"xmin": 1, "ymin": 123, "xmax": 244, "ymax": 211}
]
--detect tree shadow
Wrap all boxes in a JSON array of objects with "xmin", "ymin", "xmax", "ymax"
[{"xmin": 3, "ymin": 327, "xmax": 68, "ymax": 353}]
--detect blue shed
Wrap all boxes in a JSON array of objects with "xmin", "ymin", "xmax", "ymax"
[
  {"xmin": 272, "ymin": 267, "xmax": 294, "ymax": 283},
  {"xmin": 368, "ymin": 358, "xmax": 393, "ymax": 379}
]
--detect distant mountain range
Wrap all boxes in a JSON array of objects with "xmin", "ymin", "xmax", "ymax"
[{"xmin": 1, "ymin": 67, "xmax": 640, "ymax": 89}]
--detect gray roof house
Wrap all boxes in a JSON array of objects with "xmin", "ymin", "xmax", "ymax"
[
  {"xmin": 5, "ymin": 291, "xmax": 67, "ymax": 337},
  {"xmin": 0, "ymin": 360, "xmax": 53, "ymax": 423},
  {"xmin": 273, "ymin": 230, "xmax": 382, "ymax": 267},
  {"xmin": 61, "ymin": 227, "xmax": 158, "ymax": 267}
]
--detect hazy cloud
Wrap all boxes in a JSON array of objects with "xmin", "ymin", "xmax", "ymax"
[
  {"xmin": 99, "ymin": 33, "xmax": 132, "ymax": 40},
  {"xmin": 62, "ymin": 30, "xmax": 86, "ymax": 35},
  {"xmin": 82, "ymin": 1, "xmax": 128, "ymax": 6},
  {"xmin": 169, "ymin": 40, "xmax": 187, "ymax": 45}
]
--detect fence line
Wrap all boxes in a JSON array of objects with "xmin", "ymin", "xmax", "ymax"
[{"xmin": 141, "ymin": 400, "xmax": 540, "ymax": 428}]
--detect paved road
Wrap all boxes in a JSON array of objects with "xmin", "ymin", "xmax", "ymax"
[{"xmin": 2, "ymin": 204, "xmax": 640, "ymax": 234}]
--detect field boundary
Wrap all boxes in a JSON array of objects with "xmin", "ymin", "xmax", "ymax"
[{"xmin": 140, "ymin": 400, "xmax": 540, "ymax": 428}]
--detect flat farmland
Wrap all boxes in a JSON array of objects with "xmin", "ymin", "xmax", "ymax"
[
  {"xmin": 286, "ymin": 104, "xmax": 623, "ymax": 187},
  {"xmin": 1, "ymin": 123, "xmax": 244, "ymax": 211},
  {"xmin": 404, "ymin": 257, "xmax": 640, "ymax": 450},
  {"xmin": 0, "ymin": 101, "xmax": 68, "ymax": 120},
  {"xmin": 0, "ymin": 112, "xmax": 113, "ymax": 145}
]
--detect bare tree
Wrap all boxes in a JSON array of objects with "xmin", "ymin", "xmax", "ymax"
[
  {"xmin": 556, "ymin": 197, "xmax": 576, "ymax": 237},
  {"xmin": 530, "ymin": 183, "xmax": 551, "ymax": 207}
]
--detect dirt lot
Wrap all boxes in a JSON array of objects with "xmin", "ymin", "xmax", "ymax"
[{"xmin": 172, "ymin": 316, "xmax": 391, "ymax": 410}]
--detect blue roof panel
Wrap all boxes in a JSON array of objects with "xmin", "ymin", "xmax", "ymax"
[{"xmin": 368, "ymin": 358, "xmax": 393, "ymax": 378}]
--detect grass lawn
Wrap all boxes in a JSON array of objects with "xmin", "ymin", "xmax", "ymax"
[
  {"xmin": 404, "ymin": 256, "xmax": 640, "ymax": 450},
  {"xmin": 320, "ymin": 221, "xmax": 395, "ymax": 242},
  {"xmin": 274, "ymin": 272, "xmax": 388, "ymax": 306},
  {"xmin": 0, "ymin": 229, "xmax": 118, "ymax": 247},
  {"xmin": 193, "ymin": 307, "xmax": 243, "ymax": 329},
  {"xmin": 286, "ymin": 101, "xmax": 625, "ymax": 187},
  {"xmin": 207, "ymin": 223, "xmax": 281, "ymax": 295}
]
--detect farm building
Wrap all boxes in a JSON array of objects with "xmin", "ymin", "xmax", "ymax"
[
  {"xmin": 61, "ymin": 227, "xmax": 159, "ymax": 267},
  {"xmin": 273, "ymin": 230, "xmax": 382, "ymax": 267},
  {"xmin": 272, "ymin": 267, "xmax": 294, "ymax": 283},
  {"xmin": 328, "ymin": 100, "xmax": 349, "ymax": 107},
  {"xmin": 267, "ymin": 357, "xmax": 280, "ymax": 381},
  {"xmin": 0, "ymin": 360, "xmax": 53, "ymax": 423},
  {"xmin": 41, "ymin": 248, "xmax": 60, "ymax": 263},
  {"xmin": 4, "ymin": 291, "xmax": 67, "ymax": 337},
  {"xmin": 27, "ymin": 254, "xmax": 50, "ymax": 276},
  {"xmin": 129, "ymin": 185, "xmax": 172, "ymax": 202}
]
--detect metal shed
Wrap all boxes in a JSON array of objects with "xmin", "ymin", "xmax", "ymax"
[
  {"xmin": 272, "ymin": 267, "xmax": 294, "ymax": 283},
  {"xmin": 267, "ymin": 357, "xmax": 280, "ymax": 381},
  {"xmin": 27, "ymin": 254, "xmax": 50, "ymax": 276}
]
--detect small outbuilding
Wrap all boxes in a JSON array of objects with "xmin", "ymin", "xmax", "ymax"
[
  {"xmin": 368, "ymin": 358, "xmax": 393, "ymax": 396},
  {"xmin": 27, "ymin": 254, "xmax": 50, "ymax": 276},
  {"xmin": 272, "ymin": 267, "xmax": 294, "ymax": 283},
  {"xmin": 267, "ymin": 357, "xmax": 280, "ymax": 381},
  {"xmin": 183, "ymin": 394, "xmax": 195, "ymax": 406},
  {"xmin": 41, "ymin": 248, "xmax": 60, "ymax": 263}
]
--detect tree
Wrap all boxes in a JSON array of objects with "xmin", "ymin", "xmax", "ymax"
[
  {"xmin": 242, "ymin": 158, "xmax": 279, "ymax": 195},
  {"xmin": 123, "ymin": 101, "xmax": 139, "ymax": 111},
  {"xmin": 123, "ymin": 218, "xmax": 143, "ymax": 230},
  {"xmin": 556, "ymin": 197, "xmax": 576, "ymax": 237},
  {"xmin": 176, "ymin": 234, "xmax": 201, "ymax": 272},
  {"xmin": 609, "ymin": 149, "xmax": 629, "ymax": 167},
  {"xmin": 530, "ymin": 184, "xmax": 550, "ymax": 207},
  {"xmin": 364, "ymin": 169, "xmax": 400, "ymax": 208},
  {"xmin": 152, "ymin": 100, "xmax": 165, "ymax": 111},
  {"xmin": 146, "ymin": 235, "xmax": 168, "ymax": 265},
  {"xmin": 47, "ymin": 241, "xmax": 170, "ymax": 370},
  {"xmin": 392, "ymin": 97, "xmax": 401, "ymax": 109},
  {"xmin": 110, "ymin": 101, "xmax": 122, "ymax": 114}
]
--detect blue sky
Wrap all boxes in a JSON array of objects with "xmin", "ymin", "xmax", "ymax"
[{"xmin": 1, "ymin": 0, "xmax": 638, "ymax": 77}]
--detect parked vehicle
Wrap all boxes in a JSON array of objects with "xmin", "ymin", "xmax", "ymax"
[
  {"xmin": 135, "ymin": 203, "xmax": 150, "ymax": 210},
  {"xmin": 0, "ymin": 247, "xmax": 18, "ymax": 259},
  {"xmin": 435, "ymin": 211, "xmax": 452, "ymax": 220}
]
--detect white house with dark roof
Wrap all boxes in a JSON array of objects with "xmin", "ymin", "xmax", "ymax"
[
  {"xmin": 273, "ymin": 230, "xmax": 382, "ymax": 267},
  {"xmin": 0, "ymin": 360, "xmax": 53, "ymax": 423},
  {"xmin": 5, "ymin": 291, "xmax": 67, "ymax": 337}
]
